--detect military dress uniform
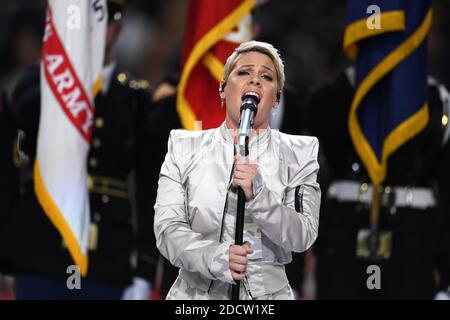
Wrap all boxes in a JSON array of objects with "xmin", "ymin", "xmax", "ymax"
[
  {"xmin": 304, "ymin": 68, "xmax": 450, "ymax": 299},
  {"xmin": 0, "ymin": 64, "xmax": 159, "ymax": 299},
  {"xmin": 0, "ymin": 91, "xmax": 19, "ymax": 273}
]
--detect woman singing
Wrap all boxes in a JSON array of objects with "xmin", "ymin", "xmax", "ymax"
[{"xmin": 154, "ymin": 41, "xmax": 321, "ymax": 300}]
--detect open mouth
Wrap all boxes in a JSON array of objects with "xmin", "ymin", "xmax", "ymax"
[{"xmin": 241, "ymin": 91, "xmax": 260, "ymax": 103}]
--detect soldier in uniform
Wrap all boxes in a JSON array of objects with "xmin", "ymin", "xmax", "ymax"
[
  {"xmin": 303, "ymin": 67, "xmax": 450, "ymax": 299},
  {"xmin": 0, "ymin": 89, "xmax": 19, "ymax": 275},
  {"xmin": 0, "ymin": 0, "xmax": 159, "ymax": 299}
]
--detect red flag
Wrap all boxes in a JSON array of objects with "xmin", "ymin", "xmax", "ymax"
[{"xmin": 177, "ymin": 0, "xmax": 255, "ymax": 130}]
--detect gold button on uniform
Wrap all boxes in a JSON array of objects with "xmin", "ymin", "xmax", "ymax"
[
  {"xmin": 87, "ymin": 175, "xmax": 94, "ymax": 190},
  {"xmin": 95, "ymin": 117, "xmax": 104, "ymax": 128},
  {"xmin": 93, "ymin": 138, "xmax": 101, "ymax": 148},
  {"xmin": 118, "ymin": 73, "xmax": 127, "ymax": 84},
  {"xmin": 442, "ymin": 115, "xmax": 448, "ymax": 127},
  {"xmin": 89, "ymin": 157, "xmax": 98, "ymax": 168}
]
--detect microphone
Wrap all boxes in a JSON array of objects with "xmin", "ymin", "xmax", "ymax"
[{"xmin": 237, "ymin": 93, "xmax": 259, "ymax": 156}]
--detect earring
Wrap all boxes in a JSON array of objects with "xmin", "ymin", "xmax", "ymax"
[
  {"xmin": 221, "ymin": 98, "xmax": 225, "ymax": 109},
  {"xmin": 272, "ymin": 107, "xmax": 277, "ymax": 117}
]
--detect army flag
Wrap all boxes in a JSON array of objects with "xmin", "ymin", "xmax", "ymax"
[
  {"xmin": 177, "ymin": 0, "xmax": 255, "ymax": 130},
  {"xmin": 34, "ymin": 0, "xmax": 107, "ymax": 275},
  {"xmin": 344, "ymin": 0, "xmax": 432, "ymax": 186}
]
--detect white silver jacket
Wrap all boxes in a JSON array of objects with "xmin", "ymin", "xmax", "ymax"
[{"xmin": 154, "ymin": 123, "xmax": 321, "ymax": 297}]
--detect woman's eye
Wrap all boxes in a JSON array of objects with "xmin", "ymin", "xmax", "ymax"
[
  {"xmin": 237, "ymin": 70, "xmax": 249, "ymax": 76},
  {"xmin": 262, "ymin": 74, "xmax": 273, "ymax": 81}
]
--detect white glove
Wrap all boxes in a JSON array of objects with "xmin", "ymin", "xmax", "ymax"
[
  {"xmin": 434, "ymin": 290, "xmax": 450, "ymax": 300},
  {"xmin": 121, "ymin": 277, "xmax": 151, "ymax": 300}
]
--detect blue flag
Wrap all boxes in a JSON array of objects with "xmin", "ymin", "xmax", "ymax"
[{"xmin": 344, "ymin": 0, "xmax": 432, "ymax": 186}]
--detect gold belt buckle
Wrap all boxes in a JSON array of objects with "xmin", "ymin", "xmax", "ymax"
[{"xmin": 356, "ymin": 228, "xmax": 392, "ymax": 260}]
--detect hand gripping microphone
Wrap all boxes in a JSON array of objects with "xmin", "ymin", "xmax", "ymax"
[{"xmin": 237, "ymin": 93, "xmax": 260, "ymax": 156}]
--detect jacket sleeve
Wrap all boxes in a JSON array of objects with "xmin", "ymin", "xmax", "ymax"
[
  {"xmin": 154, "ymin": 131, "xmax": 234, "ymax": 284},
  {"xmin": 246, "ymin": 137, "xmax": 321, "ymax": 253}
]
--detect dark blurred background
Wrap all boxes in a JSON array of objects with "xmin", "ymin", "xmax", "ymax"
[
  {"xmin": 1, "ymin": 0, "xmax": 449, "ymax": 100},
  {"xmin": 1, "ymin": 0, "xmax": 450, "ymax": 301}
]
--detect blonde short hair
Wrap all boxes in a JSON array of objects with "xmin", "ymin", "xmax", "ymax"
[{"xmin": 222, "ymin": 40, "xmax": 285, "ymax": 96}]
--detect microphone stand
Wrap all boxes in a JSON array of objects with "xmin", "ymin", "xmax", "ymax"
[
  {"xmin": 231, "ymin": 94, "xmax": 257, "ymax": 300},
  {"xmin": 231, "ymin": 137, "xmax": 249, "ymax": 300}
]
